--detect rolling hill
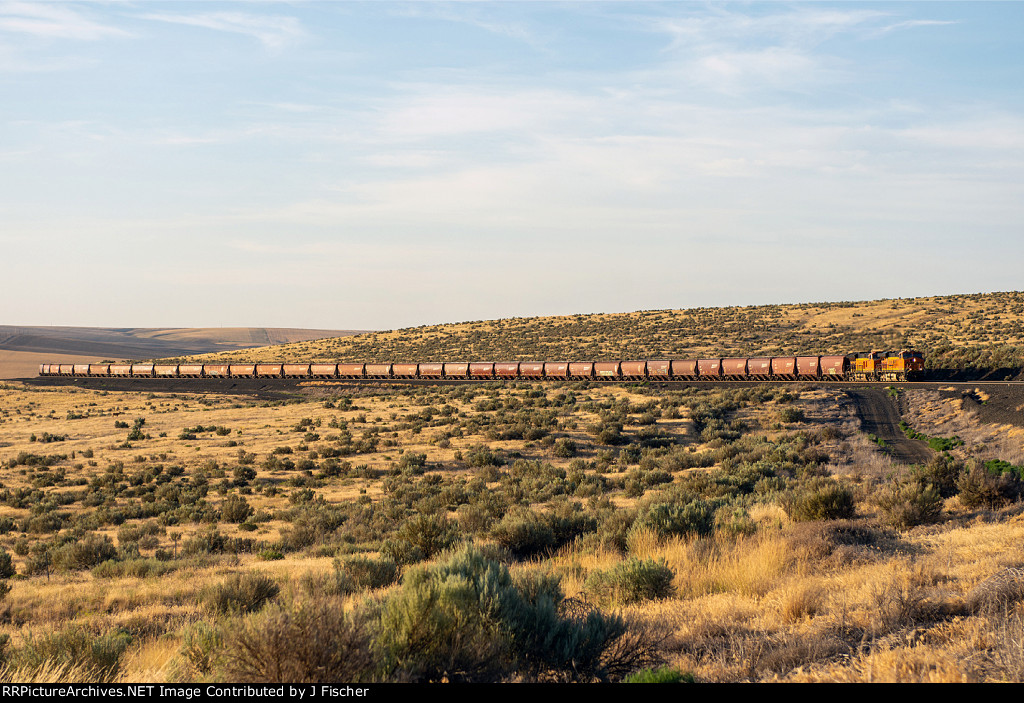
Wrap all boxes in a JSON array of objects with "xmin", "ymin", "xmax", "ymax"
[{"xmin": 180, "ymin": 292, "xmax": 1024, "ymax": 373}]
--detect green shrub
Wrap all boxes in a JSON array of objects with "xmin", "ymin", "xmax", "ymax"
[
  {"xmin": 466, "ymin": 446, "xmax": 504, "ymax": 468},
  {"xmin": 584, "ymin": 559, "xmax": 675, "ymax": 606},
  {"xmin": 376, "ymin": 556, "xmax": 508, "ymax": 681},
  {"xmin": 204, "ymin": 572, "xmax": 280, "ymax": 615},
  {"xmin": 927, "ymin": 435, "xmax": 964, "ymax": 452},
  {"xmin": 379, "ymin": 539, "xmax": 424, "ymax": 566},
  {"xmin": 546, "ymin": 501, "xmax": 598, "ymax": 545},
  {"xmin": 783, "ymin": 478, "xmax": 855, "ymax": 521},
  {"xmin": 552, "ymin": 438, "xmax": 578, "ymax": 458},
  {"xmin": 12, "ymin": 627, "xmax": 131, "ymax": 682},
  {"xmin": 631, "ymin": 500, "xmax": 717, "ymax": 539},
  {"xmin": 490, "ymin": 508, "xmax": 556, "ymax": 558},
  {"xmin": 958, "ymin": 461, "xmax": 1022, "ymax": 509},
  {"xmin": 877, "ymin": 480, "xmax": 942, "ymax": 529},
  {"xmin": 91, "ymin": 558, "xmax": 176, "ymax": 579},
  {"xmin": 51, "ymin": 533, "xmax": 117, "ymax": 571},
  {"xmin": 395, "ymin": 452, "xmax": 427, "ymax": 474},
  {"xmin": 335, "ymin": 555, "xmax": 399, "ymax": 592},
  {"xmin": 714, "ymin": 504, "xmax": 757, "ymax": 536},
  {"xmin": 117, "ymin": 521, "xmax": 163, "ymax": 545},
  {"xmin": 181, "ymin": 529, "xmax": 262, "ymax": 556},
  {"xmin": 778, "ymin": 407, "xmax": 805, "ymax": 423},
  {"xmin": 0, "ymin": 549, "xmax": 14, "ymax": 579},
  {"xmin": 913, "ymin": 456, "xmax": 963, "ymax": 498},
  {"xmin": 221, "ymin": 495, "xmax": 254, "ymax": 523},
  {"xmin": 983, "ymin": 459, "xmax": 1024, "ymax": 481},
  {"xmin": 220, "ymin": 597, "xmax": 376, "ymax": 683},
  {"xmin": 899, "ymin": 422, "xmax": 964, "ymax": 451},
  {"xmin": 624, "ymin": 666, "xmax": 696, "ymax": 683},
  {"xmin": 180, "ymin": 621, "xmax": 222, "ymax": 677},
  {"xmin": 375, "ymin": 544, "xmax": 648, "ymax": 682},
  {"xmin": 383, "ymin": 513, "xmax": 460, "ymax": 565},
  {"xmin": 593, "ymin": 508, "xmax": 636, "ymax": 554},
  {"xmin": 455, "ymin": 503, "xmax": 494, "ymax": 534}
]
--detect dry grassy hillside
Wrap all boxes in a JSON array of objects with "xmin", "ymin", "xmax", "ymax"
[{"xmin": 184, "ymin": 292, "xmax": 1024, "ymax": 372}]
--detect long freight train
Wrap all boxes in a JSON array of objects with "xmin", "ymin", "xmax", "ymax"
[{"xmin": 38, "ymin": 350, "xmax": 925, "ymax": 382}]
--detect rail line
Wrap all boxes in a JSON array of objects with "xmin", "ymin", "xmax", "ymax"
[
  {"xmin": 33, "ymin": 352, "xmax": 1021, "ymax": 388},
  {"xmin": 26, "ymin": 375, "xmax": 1024, "ymax": 392},
  {"xmin": 37, "ymin": 353, "xmax": 928, "ymax": 384}
]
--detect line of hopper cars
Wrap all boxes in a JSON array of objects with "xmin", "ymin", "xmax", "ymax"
[{"xmin": 38, "ymin": 350, "xmax": 925, "ymax": 382}]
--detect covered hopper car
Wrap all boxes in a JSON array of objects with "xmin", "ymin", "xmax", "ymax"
[{"xmin": 39, "ymin": 350, "xmax": 924, "ymax": 382}]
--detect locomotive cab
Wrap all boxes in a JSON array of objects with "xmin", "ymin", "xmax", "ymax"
[{"xmin": 880, "ymin": 349, "xmax": 924, "ymax": 381}]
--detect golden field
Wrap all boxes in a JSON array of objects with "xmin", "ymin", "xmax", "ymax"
[{"xmin": 0, "ymin": 369, "xmax": 1022, "ymax": 683}]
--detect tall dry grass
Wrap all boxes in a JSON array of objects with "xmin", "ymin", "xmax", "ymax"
[
  {"xmin": 0, "ymin": 660, "xmax": 105, "ymax": 684},
  {"xmin": 627, "ymin": 528, "xmax": 808, "ymax": 599}
]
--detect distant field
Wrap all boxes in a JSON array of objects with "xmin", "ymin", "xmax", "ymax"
[
  {"xmin": 0, "ymin": 327, "xmax": 369, "ymax": 379},
  {"xmin": 185, "ymin": 292, "xmax": 1024, "ymax": 373},
  {"xmin": 0, "ymin": 351, "xmax": 100, "ymax": 381}
]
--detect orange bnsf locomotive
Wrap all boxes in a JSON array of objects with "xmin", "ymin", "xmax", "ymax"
[
  {"xmin": 849, "ymin": 350, "xmax": 926, "ymax": 382},
  {"xmin": 38, "ymin": 350, "xmax": 925, "ymax": 382}
]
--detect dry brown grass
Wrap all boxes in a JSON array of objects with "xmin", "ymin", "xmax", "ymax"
[
  {"xmin": 2, "ymin": 368, "xmax": 1024, "ymax": 683},
  {"xmin": 904, "ymin": 389, "xmax": 1024, "ymax": 466},
  {"xmin": 0, "ymin": 660, "xmax": 106, "ymax": 684},
  {"xmin": 550, "ymin": 505, "xmax": 1024, "ymax": 682}
]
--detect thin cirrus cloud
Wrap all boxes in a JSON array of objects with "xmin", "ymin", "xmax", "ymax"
[
  {"xmin": 391, "ymin": 2, "xmax": 548, "ymax": 49},
  {"xmin": 0, "ymin": 1, "xmax": 128, "ymax": 41},
  {"xmin": 874, "ymin": 19, "xmax": 959, "ymax": 35},
  {"xmin": 139, "ymin": 10, "xmax": 305, "ymax": 50},
  {"xmin": 653, "ymin": 7, "xmax": 887, "ymax": 48},
  {"xmin": 648, "ymin": 7, "xmax": 953, "ymax": 94}
]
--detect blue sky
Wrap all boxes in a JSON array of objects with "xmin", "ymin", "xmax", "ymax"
[{"xmin": 2, "ymin": 1, "xmax": 1022, "ymax": 329}]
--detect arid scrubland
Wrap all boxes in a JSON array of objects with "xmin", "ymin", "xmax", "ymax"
[
  {"xmin": 0, "ymin": 378, "xmax": 1022, "ymax": 683},
  {"xmin": 183, "ymin": 291, "xmax": 1024, "ymax": 375}
]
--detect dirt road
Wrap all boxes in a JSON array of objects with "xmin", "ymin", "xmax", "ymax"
[{"xmin": 846, "ymin": 387, "xmax": 934, "ymax": 464}]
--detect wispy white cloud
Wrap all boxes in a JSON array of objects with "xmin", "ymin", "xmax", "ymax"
[
  {"xmin": 202, "ymin": 86, "xmax": 1023, "ymax": 251},
  {"xmin": 650, "ymin": 7, "xmax": 956, "ymax": 94},
  {"xmin": 689, "ymin": 46, "xmax": 826, "ymax": 93},
  {"xmin": 876, "ymin": 19, "xmax": 959, "ymax": 35},
  {"xmin": 390, "ymin": 2, "xmax": 543, "ymax": 47},
  {"xmin": 656, "ymin": 8, "xmax": 887, "ymax": 49},
  {"xmin": 0, "ymin": 1, "xmax": 129, "ymax": 40},
  {"xmin": 140, "ymin": 10, "xmax": 304, "ymax": 50}
]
